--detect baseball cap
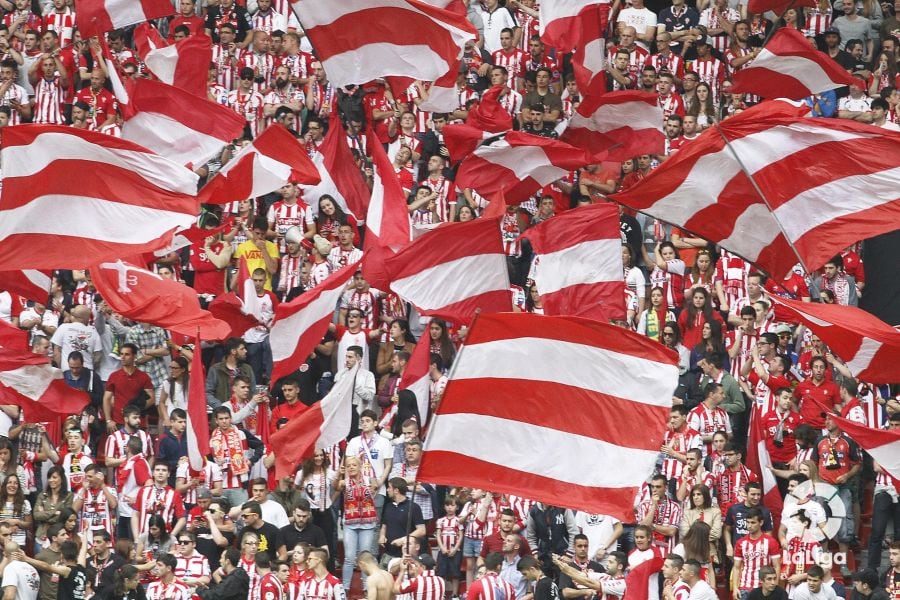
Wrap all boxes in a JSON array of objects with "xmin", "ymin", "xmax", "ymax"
[
  {"xmin": 824, "ymin": 26, "xmax": 841, "ymax": 36},
  {"xmin": 197, "ymin": 487, "xmax": 212, "ymax": 500}
]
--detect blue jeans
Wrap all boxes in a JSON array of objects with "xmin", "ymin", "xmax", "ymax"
[
  {"xmin": 836, "ymin": 485, "xmax": 855, "ymax": 543},
  {"xmin": 868, "ymin": 491, "xmax": 900, "ymax": 568},
  {"xmin": 343, "ymin": 524, "xmax": 377, "ymax": 591},
  {"xmin": 246, "ymin": 339, "xmax": 272, "ymax": 384}
]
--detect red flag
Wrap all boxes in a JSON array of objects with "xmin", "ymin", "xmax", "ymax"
[
  {"xmin": 417, "ymin": 313, "xmax": 678, "ymax": 519},
  {"xmin": 208, "ymin": 293, "xmax": 261, "ymax": 340},
  {"xmin": 625, "ymin": 554, "xmax": 666, "ymax": 600},
  {"xmin": 769, "ymin": 296, "xmax": 900, "ymax": 384},
  {"xmin": 540, "ymin": 1, "xmax": 605, "ymax": 51},
  {"xmin": 384, "ymin": 217, "xmax": 511, "ymax": 323},
  {"xmin": 233, "ymin": 256, "xmax": 263, "ymax": 322},
  {"xmin": 0, "ymin": 270, "xmax": 51, "ymax": 303},
  {"xmin": 443, "ymin": 123, "xmax": 496, "ymax": 164},
  {"xmin": 77, "ymin": 0, "xmax": 174, "ymax": 38},
  {"xmin": 270, "ymin": 365, "xmax": 360, "ymax": 479},
  {"xmin": 301, "ymin": 118, "xmax": 370, "ymax": 222},
  {"xmin": 0, "ymin": 320, "xmax": 89, "ymax": 417},
  {"xmin": 454, "ymin": 131, "xmax": 592, "ymax": 205},
  {"xmin": 417, "ymin": 62, "xmax": 464, "ymax": 113},
  {"xmin": 747, "ymin": 0, "xmax": 815, "ymax": 17},
  {"xmin": 570, "ymin": 6, "xmax": 607, "ymax": 99},
  {"xmin": 121, "ymin": 77, "xmax": 246, "ymax": 168},
  {"xmin": 732, "ymin": 28, "xmax": 859, "ymax": 100},
  {"xmin": 520, "ymin": 204, "xmax": 625, "ymax": 321},
  {"xmin": 91, "ymin": 260, "xmax": 231, "ymax": 340},
  {"xmin": 465, "ymin": 86, "xmax": 513, "ymax": 134},
  {"xmin": 746, "ymin": 409, "xmax": 784, "ymax": 519},
  {"xmin": 0, "ymin": 125, "xmax": 198, "ymax": 270},
  {"xmin": 361, "ymin": 131, "xmax": 412, "ymax": 290},
  {"xmin": 270, "ymin": 262, "xmax": 360, "ymax": 384},
  {"xmin": 561, "ymin": 90, "xmax": 665, "ymax": 161},
  {"xmin": 829, "ymin": 414, "xmax": 900, "ymax": 488},
  {"xmin": 289, "ymin": 0, "xmax": 475, "ymax": 90},
  {"xmin": 199, "ymin": 125, "xmax": 320, "ymax": 205},
  {"xmin": 398, "ymin": 340, "xmax": 432, "ymax": 428},
  {"xmin": 612, "ymin": 104, "xmax": 900, "ymax": 279},
  {"xmin": 186, "ymin": 335, "xmax": 210, "ymax": 471},
  {"xmin": 134, "ymin": 25, "xmax": 213, "ymax": 98}
]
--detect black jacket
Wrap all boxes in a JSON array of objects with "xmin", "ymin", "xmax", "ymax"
[{"xmin": 198, "ymin": 568, "xmax": 250, "ymax": 600}]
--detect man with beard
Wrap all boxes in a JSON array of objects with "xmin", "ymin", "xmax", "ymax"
[{"xmin": 263, "ymin": 65, "xmax": 303, "ymax": 128}]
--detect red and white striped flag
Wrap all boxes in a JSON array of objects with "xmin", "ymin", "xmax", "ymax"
[
  {"xmin": 121, "ymin": 77, "xmax": 246, "ymax": 168},
  {"xmin": 746, "ymin": 409, "xmax": 784, "ymax": 519},
  {"xmin": 443, "ymin": 123, "xmax": 496, "ymax": 163},
  {"xmin": 0, "ymin": 320, "xmax": 90, "ymax": 418},
  {"xmin": 270, "ymin": 364, "xmax": 360, "ymax": 478},
  {"xmin": 465, "ymin": 86, "xmax": 513, "ymax": 134},
  {"xmin": 384, "ymin": 217, "xmax": 511, "ymax": 323},
  {"xmin": 417, "ymin": 313, "xmax": 678, "ymax": 518},
  {"xmin": 520, "ymin": 204, "xmax": 625, "ymax": 322},
  {"xmin": 0, "ymin": 125, "xmax": 199, "ymax": 270},
  {"xmin": 561, "ymin": 91, "xmax": 665, "ymax": 161},
  {"xmin": 186, "ymin": 334, "xmax": 210, "ymax": 471},
  {"xmin": 732, "ymin": 28, "xmax": 859, "ymax": 100},
  {"xmin": 300, "ymin": 118, "xmax": 370, "ymax": 223},
  {"xmin": 398, "ymin": 340, "xmax": 432, "ymax": 428},
  {"xmin": 747, "ymin": 0, "xmax": 815, "ymax": 16},
  {"xmin": 455, "ymin": 131, "xmax": 592, "ymax": 205},
  {"xmin": 416, "ymin": 64, "xmax": 462, "ymax": 113},
  {"xmin": 361, "ymin": 132, "xmax": 412, "ymax": 290},
  {"xmin": 540, "ymin": 1, "xmax": 604, "ymax": 51},
  {"xmin": 612, "ymin": 104, "xmax": 900, "ymax": 280},
  {"xmin": 199, "ymin": 125, "xmax": 321, "ymax": 205},
  {"xmin": 0, "ymin": 270, "xmax": 51, "ymax": 304},
  {"xmin": 76, "ymin": 0, "xmax": 174, "ymax": 38},
  {"xmin": 570, "ymin": 6, "xmax": 607, "ymax": 98},
  {"xmin": 134, "ymin": 24, "xmax": 212, "ymax": 98},
  {"xmin": 769, "ymin": 296, "xmax": 900, "ymax": 384},
  {"xmin": 290, "ymin": 0, "xmax": 475, "ymax": 90},
  {"xmin": 830, "ymin": 414, "xmax": 900, "ymax": 485},
  {"xmin": 270, "ymin": 261, "xmax": 359, "ymax": 383}
]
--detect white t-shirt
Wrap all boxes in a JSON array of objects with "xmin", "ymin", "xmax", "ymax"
[
  {"xmin": 575, "ymin": 512, "xmax": 622, "ymax": 558},
  {"xmin": 689, "ymin": 580, "xmax": 718, "ymax": 600},
  {"xmin": 1, "ymin": 560, "xmax": 39, "ymax": 600},
  {"xmin": 792, "ymin": 582, "xmax": 838, "ymax": 600},
  {"xmin": 346, "ymin": 433, "xmax": 393, "ymax": 495},
  {"xmin": 261, "ymin": 499, "xmax": 290, "ymax": 529},
  {"xmin": 477, "ymin": 5, "xmax": 517, "ymax": 53},
  {"xmin": 50, "ymin": 322, "xmax": 103, "ymax": 370},
  {"xmin": 617, "ymin": 7, "xmax": 658, "ymax": 50}
]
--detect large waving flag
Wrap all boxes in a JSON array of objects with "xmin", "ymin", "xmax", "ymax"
[
  {"xmin": 732, "ymin": 28, "xmax": 859, "ymax": 100},
  {"xmin": 398, "ymin": 340, "xmax": 432, "ymax": 428},
  {"xmin": 0, "ymin": 125, "xmax": 198, "ymax": 270},
  {"xmin": 746, "ymin": 409, "xmax": 784, "ymax": 522},
  {"xmin": 290, "ymin": 0, "xmax": 475, "ymax": 92},
  {"xmin": 270, "ymin": 262, "xmax": 359, "ymax": 383},
  {"xmin": 561, "ymin": 91, "xmax": 665, "ymax": 160},
  {"xmin": 134, "ymin": 23, "xmax": 212, "ymax": 98},
  {"xmin": 466, "ymin": 86, "xmax": 513, "ymax": 134},
  {"xmin": 613, "ymin": 104, "xmax": 900, "ymax": 279},
  {"xmin": 418, "ymin": 313, "xmax": 678, "ymax": 519},
  {"xmin": 270, "ymin": 364, "xmax": 360, "ymax": 478},
  {"xmin": 769, "ymin": 296, "xmax": 900, "ymax": 384},
  {"xmin": 199, "ymin": 125, "xmax": 321, "ymax": 205},
  {"xmin": 300, "ymin": 119, "xmax": 370, "ymax": 223},
  {"xmin": 384, "ymin": 217, "xmax": 511, "ymax": 323},
  {"xmin": 540, "ymin": 1, "xmax": 604, "ymax": 51},
  {"xmin": 0, "ymin": 270, "xmax": 51, "ymax": 304},
  {"xmin": 77, "ymin": 0, "xmax": 174, "ymax": 38},
  {"xmin": 520, "ymin": 204, "xmax": 625, "ymax": 322}
]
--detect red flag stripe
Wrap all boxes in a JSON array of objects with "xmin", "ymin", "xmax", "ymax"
[
  {"xmin": 540, "ymin": 1, "xmax": 602, "ymax": 50},
  {"xmin": 398, "ymin": 339, "xmax": 431, "ymax": 427},
  {"xmin": 141, "ymin": 34, "xmax": 213, "ymax": 98},
  {"xmin": 186, "ymin": 334, "xmax": 210, "ymax": 471},
  {"xmin": 301, "ymin": 120, "xmax": 371, "ymax": 221},
  {"xmin": 77, "ymin": 0, "xmax": 174, "ymax": 38},
  {"xmin": 830, "ymin": 414, "xmax": 900, "ymax": 479},
  {"xmin": 292, "ymin": 0, "xmax": 475, "ymax": 89},
  {"xmin": 270, "ymin": 262, "xmax": 360, "ymax": 383},
  {"xmin": 562, "ymin": 91, "xmax": 665, "ymax": 160},
  {"xmin": 0, "ymin": 270, "xmax": 51, "ymax": 303}
]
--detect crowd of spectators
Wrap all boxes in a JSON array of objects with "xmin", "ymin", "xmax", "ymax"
[{"xmin": 0, "ymin": 0, "xmax": 899, "ymax": 599}]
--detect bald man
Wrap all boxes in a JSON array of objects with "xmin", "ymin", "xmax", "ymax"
[
  {"xmin": 2, "ymin": 541, "xmax": 39, "ymax": 599},
  {"xmin": 50, "ymin": 304, "xmax": 103, "ymax": 371}
]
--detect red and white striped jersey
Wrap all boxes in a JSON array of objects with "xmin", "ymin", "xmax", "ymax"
[
  {"xmin": 715, "ymin": 465, "xmax": 757, "ymax": 517},
  {"xmin": 649, "ymin": 260, "xmax": 686, "ymax": 310},
  {"xmin": 252, "ymin": 11, "xmax": 287, "ymax": 34},
  {"xmin": 420, "ymin": 176, "xmax": 456, "ymax": 223},
  {"xmin": 469, "ymin": 572, "xmax": 515, "ymax": 600},
  {"xmin": 340, "ymin": 289, "xmax": 380, "ymax": 330},
  {"xmin": 116, "ymin": 454, "xmax": 151, "ymax": 517},
  {"xmin": 698, "ymin": 7, "xmax": 741, "ymax": 54},
  {"xmin": 517, "ymin": 11, "xmax": 538, "ymax": 53},
  {"xmin": 648, "ymin": 52, "xmax": 685, "ymax": 80},
  {"xmin": 661, "ymin": 427, "xmax": 703, "ymax": 480},
  {"xmin": 301, "ymin": 573, "xmax": 346, "ymax": 600},
  {"xmin": 175, "ymin": 460, "xmax": 224, "ymax": 505},
  {"xmin": 45, "ymin": 8, "xmax": 76, "ymax": 47},
  {"xmin": 212, "ymin": 44, "xmax": 246, "ymax": 91},
  {"xmin": 33, "ymin": 76, "xmax": 66, "ymax": 125},
  {"xmin": 280, "ymin": 52, "xmax": 314, "ymax": 82},
  {"xmin": 804, "ymin": 7, "xmax": 832, "ymax": 36},
  {"xmin": 687, "ymin": 57, "xmax": 725, "ymax": 98},
  {"xmin": 267, "ymin": 200, "xmax": 315, "ymax": 254},
  {"xmin": 735, "ymin": 533, "xmax": 781, "ymax": 590},
  {"xmin": 256, "ymin": 571, "xmax": 284, "ymax": 600},
  {"xmin": 307, "ymin": 260, "xmax": 332, "ymax": 290},
  {"xmin": 675, "ymin": 469, "xmax": 716, "ymax": 507},
  {"xmin": 106, "ymin": 428, "xmax": 155, "ymax": 471},
  {"xmin": 460, "ymin": 500, "xmax": 488, "ymax": 540},
  {"xmin": 263, "ymin": 86, "xmax": 305, "ymax": 127},
  {"xmin": 435, "ymin": 515, "xmax": 463, "ymax": 550},
  {"xmin": 508, "ymin": 495, "xmax": 535, "ymax": 529},
  {"xmin": 240, "ymin": 555, "xmax": 260, "ymax": 591},
  {"xmin": 146, "ymin": 578, "xmax": 191, "ymax": 600},
  {"xmin": 725, "ymin": 328, "xmax": 758, "ymax": 380},
  {"xmin": 399, "ymin": 84, "xmax": 430, "ymax": 133},
  {"xmin": 399, "ymin": 570, "xmax": 446, "ymax": 600},
  {"xmin": 226, "ymin": 89, "xmax": 265, "ymax": 138},
  {"xmin": 242, "ymin": 52, "xmax": 277, "ymax": 88},
  {"xmin": 492, "ymin": 48, "xmax": 528, "ymax": 88},
  {"xmin": 671, "ymin": 579, "xmax": 690, "ymax": 600},
  {"xmin": 133, "ymin": 485, "xmax": 186, "ymax": 536},
  {"xmin": 500, "ymin": 211, "xmax": 521, "ymax": 257},
  {"xmin": 0, "ymin": 82, "xmax": 29, "ymax": 126},
  {"xmin": 307, "ymin": 79, "xmax": 336, "ymax": 116},
  {"xmin": 635, "ymin": 499, "xmax": 682, "ymax": 552},
  {"xmin": 285, "ymin": 581, "xmax": 303, "ymax": 600},
  {"xmin": 175, "ymin": 552, "xmax": 210, "ymax": 582},
  {"xmin": 612, "ymin": 45, "xmax": 650, "ymax": 83},
  {"xmin": 658, "ymin": 92, "xmax": 686, "ymax": 120},
  {"xmin": 498, "ymin": 89, "xmax": 524, "ymax": 117},
  {"xmin": 76, "ymin": 485, "xmax": 114, "ymax": 538},
  {"xmin": 278, "ymin": 254, "xmax": 304, "ymax": 298},
  {"xmin": 328, "ymin": 247, "xmax": 364, "ymax": 273},
  {"xmin": 687, "ymin": 404, "xmax": 732, "ymax": 454},
  {"xmin": 716, "ymin": 251, "xmax": 750, "ymax": 309}
]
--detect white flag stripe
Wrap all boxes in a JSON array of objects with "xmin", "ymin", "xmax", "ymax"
[
  {"xmin": 730, "ymin": 122, "xmax": 873, "ymax": 174},
  {"xmin": 3, "ymin": 131, "xmax": 198, "ymax": 193},
  {"xmin": 105, "ymin": 0, "xmax": 149, "ymax": 27},
  {"xmin": 868, "ymin": 442, "xmax": 900, "ymax": 478},
  {"xmin": 391, "ymin": 253, "xmax": 509, "ymax": 310},
  {"xmin": 318, "ymin": 365, "xmax": 358, "ymax": 446},
  {"xmin": 427, "ymin": 413, "xmax": 660, "ymax": 488},
  {"xmin": 0, "ymin": 364, "xmax": 57, "ymax": 400},
  {"xmin": 716, "ymin": 204, "xmax": 781, "ymax": 262},
  {"xmin": 296, "ymin": 0, "xmax": 472, "ymax": 37},
  {"xmin": 457, "ymin": 337, "xmax": 678, "ymax": 406},
  {"xmin": 475, "ymin": 141, "xmax": 568, "ymax": 185},
  {"xmin": 144, "ymin": 45, "xmax": 180, "ymax": 84},
  {"xmin": 0, "ymin": 196, "xmax": 196, "ymax": 243},
  {"xmin": 540, "ymin": 0, "xmax": 594, "ymax": 27},
  {"xmin": 752, "ymin": 50, "xmax": 851, "ymax": 92},
  {"xmin": 407, "ymin": 374, "xmax": 432, "ymax": 428},
  {"xmin": 322, "ymin": 44, "xmax": 453, "ymax": 87},
  {"xmin": 270, "ymin": 285, "xmax": 343, "ymax": 361},
  {"xmin": 569, "ymin": 102, "xmax": 664, "ymax": 133},
  {"xmin": 122, "ymin": 112, "xmax": 227, "ymax": 166},
  {"xmin": 845, "ymin": 338, "xmax": 883, "ymax": 376},
  {"xmin": 24, "ymin": 270, "xmax": 51, "ymax": 291},
  {"xmin": 776, "ymin": 166, "xmax": 900, "ymax": 242},
  {"xmin": 534, "ymin": 239, "xmax": 622, "ymax": 295}
]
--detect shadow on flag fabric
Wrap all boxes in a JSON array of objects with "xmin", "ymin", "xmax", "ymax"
[{"xmin": 186, "ymin": 334, "xmax": 210, "ymax": 470}]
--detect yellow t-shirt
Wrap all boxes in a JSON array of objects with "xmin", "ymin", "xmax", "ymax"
[{"xmin": 235, "ymin": 240, "xmax": 279, "ymax": 290}]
